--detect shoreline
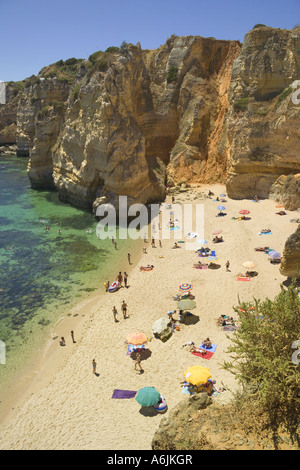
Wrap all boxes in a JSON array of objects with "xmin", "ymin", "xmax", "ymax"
[
  {"xmin": 0, "ymin": 234, "xmax": 144, "ymax": 426},
  {"xmin": 0, "ymin": 184, "xmax": 298, "ymax": 450}
]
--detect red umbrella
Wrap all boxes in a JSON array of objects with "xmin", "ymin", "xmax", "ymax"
[{"xmin": 239, "ymin": 210, "xmax": 250, "ymax": 215}]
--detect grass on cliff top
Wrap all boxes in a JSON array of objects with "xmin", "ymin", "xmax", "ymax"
[{"xmin": 38, "ymin": 58, "xmax": 85, "ymax": 84}]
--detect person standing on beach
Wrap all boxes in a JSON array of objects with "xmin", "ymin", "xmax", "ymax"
[
  {"xmin": 134, "ymin": 352, "xmax": 143, "ymax": 373},
  {"xmin": 226, "ymin": 261, "xmax": 230, "ymax": 272},
  {"xmin": 92, "ymin": 359, "xmax": 97, "ymax": 374},
  {"xmin": 117, "ymin": 272, "xmax": 123, "ymax": 286},
  {"xmin": 114, "ymin": 241, "xmax": 118, "ymax": 250},
  {"xmin": 124, "ymin": 272, "xmax": 128, "ymax": 288},
  {"xmin": 122, "ymin": 300, "xmax": 128, "ymax": 319},
  {"xmin": 113, "ymin": 306, "xmax": 118, "ymax": 322},
  {"xmin": 71, "ymin": 330, "xmax": 76, "ymax": 343},
  {"xmin": 128, "ymin": 253, "xmax": 131, "ymax": 264}
]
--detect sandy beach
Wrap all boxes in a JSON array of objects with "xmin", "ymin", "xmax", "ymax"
[{"xmin": 0, "ymin": 183, "xmax": 297, "ymax": 450}]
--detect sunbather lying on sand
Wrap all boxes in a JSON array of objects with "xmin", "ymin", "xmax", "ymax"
[
  {"xmin": 217, "ymin": 315, "xmax": 235, "ymax": 326},
  {"xmin": 276, "ymin": 211, "xmax": 286, "ymax": 215},
  {"xmin": 255, "ymin": 247, "xmax": 270, "ymax": 251},
  {"xmin": 189, "ymin": 345, "xmax": 207, "ymax": 355}
]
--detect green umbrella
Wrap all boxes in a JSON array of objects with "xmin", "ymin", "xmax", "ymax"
[
  {"xmin": 136, "ymin": 387, "xmax": 160, "ymax": 407},
  {"xmin": 177, "ymin": 299, "xmax": 197, "ymax": 310}
]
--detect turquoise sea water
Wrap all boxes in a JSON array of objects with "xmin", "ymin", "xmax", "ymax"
[{"xmin": 0, "ymin": 155, "xmax": 135, "ymax": 385}]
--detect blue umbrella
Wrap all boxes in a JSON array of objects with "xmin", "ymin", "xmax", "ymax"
[
  {"xmin": 220, "ymin": 194, "xmax": 226, "ymax": 197},
  {"xmin": 217, "ymin": 206, "xmax": 226, "ymax": 211},
  {"xmin": 269, "ymin": 250, "xmax": 281, "ymax": 259},
  {"xmin": 197, "ymin": 239, "xmax": 208, "ymax": 244}
]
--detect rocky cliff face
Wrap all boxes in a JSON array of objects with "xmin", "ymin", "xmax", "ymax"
[
  {"xmin": 11, "ymin": 36, "xmax": 241, "ymax": 210},
  {"xmin": 0, "ymin": 83, "xmax": 18, "ymax": 145},
  {"xmin": 3, "ymin": 27, "xmax": 299, "ymax": 212},
  {"xmin": 51, "ymin": 37, "xmax": 241, "ymax": 209},
  {"xmin": 226, "ymin": 26, "xmax": 300, "ymax": 201},
  {"xmin": 280, "ymin": 224, "xmax": 300, "ymax": 278}
]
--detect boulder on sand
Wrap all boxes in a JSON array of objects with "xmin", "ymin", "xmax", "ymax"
[{"xmin": 152, "ymin": 317, "xmax": 173, "ymax": 342}]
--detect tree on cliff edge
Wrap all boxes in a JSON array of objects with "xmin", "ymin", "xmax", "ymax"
[{"xmin": 223, "ymin": 281, "xmax": 300, "ymax": 438}]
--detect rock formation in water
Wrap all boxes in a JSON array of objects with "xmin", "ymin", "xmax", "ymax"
[{"xmin": 1, "ymin": 26, "xmax": 299, "ymax": 212}]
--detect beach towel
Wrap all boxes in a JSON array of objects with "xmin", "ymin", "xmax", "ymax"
[
  {"xmin": 259, "ymin": 232, "xmax": 272, "ymax": 235},
  {"xmin": 112, "ymin": 389, "xmax": 137, "ymax": 399},
  {"xmin": 126, "ymin": 344, "xmax": 145, "ymax": 355},
  {"xmin": 223, "ymin": 325, "xmax": 237, "ymax": 331},
  {"xmin": 200, "ymin": 343, "xmax": 217, "ymax": 353},
  {"xmin": 170, "ymin": 226, "xmax": 180, "ymax": 231},
  {"xmin": 182, "ymin": 385, "xmax": 195, "ymax": 395},
  {"xmin": 237, "ymin": 277, "xmax": 251, "ymax": 281},
  {"xmin": 252, "ymin": 200, "xmax": 261, "ymax": 203},
  {"xmin": 192, "ymin": 350, "xmax": 214, "ymax": 360}
]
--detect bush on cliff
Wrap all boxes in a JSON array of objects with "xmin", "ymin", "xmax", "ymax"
[
  {"xmin": 166, "ymin": 66, "xmax": 178, "ymax": 84},
  {"xmin": 223, "ymin": 281, "xmax": 300, "ymax": 435}
]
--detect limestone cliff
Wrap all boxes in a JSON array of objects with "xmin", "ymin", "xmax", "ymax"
[
  {"xmin": 5, "ymin": 27, "xmax": 300, "ymax": 212},
  {"xmin": 226, "ymin": 26, "xmax": 300, "ymax": 201},
  {"xmin": 0, "ymin": 83, "xmax": 18, "ymax": 145},
  {"xmin": 280, "ymin": 224, "xmax": 300, "ymax": 278},
  {"xmin": 15, "ymin": 37, "xmax": 241, "ymax": 210}
]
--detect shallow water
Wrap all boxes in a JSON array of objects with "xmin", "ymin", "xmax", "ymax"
[{"xmin": 0, "ymin": 155, "xmax": 135, "ymax": 384}]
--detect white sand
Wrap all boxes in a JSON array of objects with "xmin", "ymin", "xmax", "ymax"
[{"xmin": 0, "ymin": 184, "xmax": 297, "ymax": 450}]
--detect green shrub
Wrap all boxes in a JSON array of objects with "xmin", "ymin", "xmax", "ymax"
[
  {"xmin": 64, "ymin": 57, "xmax": 78, "ymax": 66},
  {"xmin": 166, "ymin": 65, "xmax": 178, "ymax": 84},
  {"xmin": 105, "ymin": 46, "xmax": 119, "ymax": 53},
  {"xmin": 253, "ymin": 24, "xmax": 267, "ymax": 29},
  {"xmin": 120, "ymin": 40, "xmax": 129, "ymax": 55},
  {"xmin": 223, "ymin": 281, "xmax": 300, "ymax": 433},
  {"xmin": 71, "ymin": 83, "xmax": 81, "ymax": 100},
  {"xmin": 275, "ymin": 87, "xmax": 293, "ymax": 107},
  {"xmin": 233, "ymin": 97, "xmax": 250, "ymax": 112}
]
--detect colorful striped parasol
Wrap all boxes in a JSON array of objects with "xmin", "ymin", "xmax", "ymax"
[
  {"xmin": 125, "ymin": 331, "xmax": 148, "ymax": 346},
  {"xmin": 179, "ymin": 283, "xmax": 192, "ymax": 292},
  {"xmin": 239, "ymin": 210, "xmax": 250, "ymax": 215}
]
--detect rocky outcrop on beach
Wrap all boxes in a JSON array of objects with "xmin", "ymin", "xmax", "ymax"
[
  {"xmin": 226, "ymin": 26, "xmax": 300, "ymax": 200},
  {"xmin": 269, "ymin": 174, "xmax": 300, "ymax": 211},
  {"xmin": 280, "ymin": 224, "xmax": 300, "ymax": 278}
]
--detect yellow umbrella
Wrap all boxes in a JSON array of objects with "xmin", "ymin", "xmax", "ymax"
[{"xmin": 184, "ymin": 365, "xmax": 211, "ymax": 386}]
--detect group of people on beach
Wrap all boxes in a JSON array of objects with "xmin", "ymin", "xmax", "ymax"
[{"xmin": 112, "ymin": 301, "xmax": 128, "ymax": 322}]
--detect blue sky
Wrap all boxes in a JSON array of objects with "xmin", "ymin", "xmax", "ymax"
[{"xmin": 1, "ymin": 0, "xmax": 299, "ymax": 82}]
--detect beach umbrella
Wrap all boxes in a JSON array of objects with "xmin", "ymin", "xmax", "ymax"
[
  {"xmin": 197, "ymin": 239, "xmax": 208, "ymax": 244},
  {"xmin": 184, "ymin": 366, "xmax": 211, "ymax": 386},
  {"xmin": 275, "ymin": 204, "xmax": 284, "ymax": 208},
  {"xmin": 243, "ymin": 261, "xmax": 256, "ymax": 269},
  {"xmin": 136, "ymin": 387, "xmax": 160, "ymax": 407},
  {"xmin": 220, "ymin": 193, "xmax": 226, "ymax": 197},
  {"xmin": 239, "ymin": 210, "xmax": 250, "ymax": 215},
  {"xmin": 268, "ymin": 250, "xmax": 281, "ymax": 260},
  {"xmin": 212, "ymin": 230, "xmax": 222, "ymax": 235},
  {"xmin": 177, "ymin": 299, "xmax": 196, "ymax": 310},
  {"xmin": 179, "ymin": 283, "xmax": 192, "ymax": 293},
  {"xmin": 125, "ymin": 331, "xmax": 148, "ymax": 346},
  {"xmin": 217, "ymin": 206, "xmax": 226, "ymax": 211}
]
